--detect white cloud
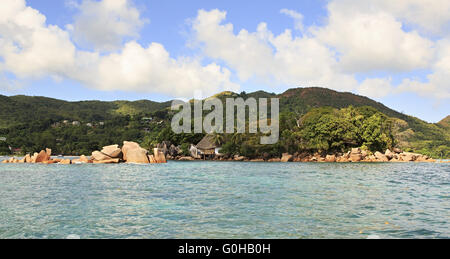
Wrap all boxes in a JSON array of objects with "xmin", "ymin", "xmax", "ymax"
[
  {"xmin": 0, "ymin": 0, "xmax": 76, "ymax": 78},
  {"xmin": 318, "ymin": 0, "xmax": 450, "ymax": 100},
  {"xmin": 0, "ymin": 0, "xmax": 239, "ymax": 98},
  {"xmin": 191, "ymin": 5, "xmax": 449, "ymax": 100},
  {"xmin": 358, "ymin": 78, "xmax": 393, "ymax": 99},
  {"xmin": 69, "ymin": 0, "xmax": 147, "ymax": 52},
  {"xmin": 312, "ymin": 1, "xmax": 435, "ymax": 73},
  {"xmin": 280, "ymin": 9, "xmax": 304, "ymax": 31},
  {"xmin": 72, "ymin": 41, "xmax": 239, "ymax": 97},
  {"xmin": 192, "ymin": 10, "xmax": 275, "ymax": 82},
  {"xmin": 332, "ymin": 0, "xmax": 450, "ymax": 35},
  {"xmin": 398, "ymin": 40, "xmax": 450, "ymax": 99},
  {"xmin": 0, "ymin": 0, "xmax": 449, "ymax": 101},
  {"xmin": 382, "ymin": 0, "xmax": 450, "ymax": 35},
  {"xmin": 192, "ymin": 9, "xmax": 357, "ymax": 92}
]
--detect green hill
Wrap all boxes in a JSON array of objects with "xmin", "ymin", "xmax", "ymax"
[
  {"xmin": 212, "ymin": 87, "xmax": 449, "ymax": 158},
  {"xmin": 278, "ymin": 87, "xmax": 403, "ymax": 117},
  {"xmin": 0, "ymin": 87, "xmax": 448, "ymax": 158},
  {"xmin": 204, "ymin": 87, "xmax": 448, "ymax": 158},
  {"xmin": 438, "ymin": 116, "xmax": 450, "ymax": 129},
  {"xmin": 276, "ymin": 88, "xmax": 449, "ymax": 157},
  {"xmin": 0, "ymin": 95, "xmax": 171, "ymax": 128}
]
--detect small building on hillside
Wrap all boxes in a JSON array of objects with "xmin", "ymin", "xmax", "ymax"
[
  {"xmin": 0, "ymin": 137, "xmax": 6, "ymax": 142},
  {"xmin": 12, "ymin": 148, "xmax": 22, "ymax": 155},
  {"xmin": 196, "ymin": 135, "xmax": 221, "ymax": 159},
  {"xmin": 190, "ymin": 145, "xmax": 201, "ymax": 159}
]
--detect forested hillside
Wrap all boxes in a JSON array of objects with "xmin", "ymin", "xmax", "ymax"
[
  {"xmin": 0, "ymin": 95, "xmax": 171, "ymax": 128},
  {"xmin": 0, "ymin": 88, "xmax": 448, "ymax": 158}
]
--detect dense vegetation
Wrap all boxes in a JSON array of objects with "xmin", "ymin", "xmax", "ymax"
[
  {"xmin": 0, "ymin": 113, "xmax": 166, "ymax": 156},
  {"xmin": 295, "ymin": 106, "xmax": 395, "ymax": 152},
  {"xmin": 0, "ymin": 95, "xmax": 171, "ymax": 128},
  {"xmin": 0, "ymin": 88, "xmax": 448, "ymax": 158},
  {"xmin": 142, "ymin": 106, "xmax": 395, "ymax": 159}
]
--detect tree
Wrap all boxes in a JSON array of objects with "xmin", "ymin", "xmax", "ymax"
[
  {"xmin": 0, "ymin": 141, "xmax": 11, "ymax": 155},
  {"xmin": 211, "ymin": 131, "xmax": 224, "ymax": 146},
  {"xmin": 295, "ymin": 106, "xmax": 395, "ymax": 153}
]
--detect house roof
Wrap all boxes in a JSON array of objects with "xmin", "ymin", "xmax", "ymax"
[{"xmin": 196, "ymin": 135, "xmax": 218, "ymax": 150}]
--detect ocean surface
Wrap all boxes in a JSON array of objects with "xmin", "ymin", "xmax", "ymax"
[{"xmin": 0, "ymin": 160, "xmax": 448, "ymax": 239}]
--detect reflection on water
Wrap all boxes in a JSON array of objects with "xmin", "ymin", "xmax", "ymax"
[{"xmin": 0, "ymin": 161, "xmax": 448, "ymax": 239}]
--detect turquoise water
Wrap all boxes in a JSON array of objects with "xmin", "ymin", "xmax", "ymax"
[{"xmin": 0, "ymin": 161, "xmax": 448, "ymax": 239}]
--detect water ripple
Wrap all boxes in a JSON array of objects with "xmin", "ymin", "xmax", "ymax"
[{"xmin": 0, "ymin": 161, "xmax": 448, "ymax": 239}]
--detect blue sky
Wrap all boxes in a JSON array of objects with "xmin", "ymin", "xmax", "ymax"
[{"xmin": 0, "ymin": 0, "xmax": 449, "ymax": 122}]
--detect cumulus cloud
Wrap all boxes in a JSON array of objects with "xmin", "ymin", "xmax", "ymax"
[
  {"xmin": 0, "ymin": 0, "xmax": 76, "ymax": 78},
  {"xmin": 191, "ymin": 3, "xmax": 449, "ymax": 100},
  {"xmin": 312, "ymin": 1, "xmax": 434, "ymax": 73},
  {"xmin": 358, "ymin": 78, "xmax": 394, "ymax": 99},
  {"xmin": 71, "ymin": 41, "xmax": 239, "ymax": 97},
  {"xmin": 0, "ymin": 0, "xmax": 449, "ymax": 101},
  {"xmin": 69, "ymin": 0, "xmax": 147, "ymax": 52},
  {"xmin": 397, "ymin": 40, "xmax": 450, "ymax": 99},
  {"xmin": 280, "ymin": 9, "xmax": 304, "ymax": 31},
  {"xmin": 0, "ymin": 0, "xmax": 239, "ymax": 98},
  {"xmin": 332, "ymin": 0, "xmax": 450, "ymax": 35},
  {"xmin": 318, "ymin": 0, "xmax": 450, "ymax": 99},
  {"xmin": 192, "ymin": 9, "xmax": 357, "ymax": 92},
  {"xmin": 383, "ymin": 0, "xmax": 450, "ymax": 35}
]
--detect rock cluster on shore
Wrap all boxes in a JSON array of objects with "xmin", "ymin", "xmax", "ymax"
[
  {"xmin": 279, "ymin": 148, "xmax": 436, "ymax": 163},
  {"xmin": 300, "ymin": 148, "xmax": 435, "ymax": 163},
  {"xmin": 169, "ymin": 147, "xmax": 440, "ymax": 163},
  {"xmin": 1, "ymin": 142, "xmax": 167, "ymax": 165},
  {"xmin": 1, "ymin": 143, "xmax": 444, "ymax": 164}
]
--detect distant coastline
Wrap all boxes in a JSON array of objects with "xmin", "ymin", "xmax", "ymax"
[
  {"xmin": 1, "ymin": 144, "xmax": 446, "ymax": 165},
  {"xmin": 1, "ymin": 88, "xmax": 448, "ymax": 160}
]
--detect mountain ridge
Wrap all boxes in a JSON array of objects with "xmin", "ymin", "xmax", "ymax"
[
  {"xmin": 0, "ymin": 87, "xmax": 445, "ymax": 129},
  {"xmin": 1, "ymin": 87, "xmax": 441, "ymax": 123},
  {"xmin": 438, "ymin": 115, "xmax": 450, "ymax": 129},
  {"xmin": 0, "ymin": 87, "xmax": 448, "ymax": 158}
]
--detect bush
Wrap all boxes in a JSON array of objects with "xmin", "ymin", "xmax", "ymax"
[
  {"xmin": 180, "ymin": 143, "xmax": 191, "ymax": 156},
  {"xmin": 0, "ymin": 141, "xmax": 11, "ymax": 155}
]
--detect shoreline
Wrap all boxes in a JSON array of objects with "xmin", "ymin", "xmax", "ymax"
[
  {"xmin": 1, "ymin": 142, "xmax": 167, "ymax": 165},
  {"xmin": 168, "ymin": 148, "xmax": 441, "ymax": 163},
  {"xmin": 1, "ymin": 145, "xmax": 447, "ymax": 165},
  {"xmin": 1, "ymin": 158, "xmax": 448, "ymax": 164},
  {"xmin": 2, "ymin": 157, "xmax": 448, "ymax": 165}
]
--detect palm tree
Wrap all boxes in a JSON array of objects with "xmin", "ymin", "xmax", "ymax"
[
  {"xmin": 231, "ymin": 132, "xmax": 243, "ymax": 145},
  {"xmin": 211, "ymin": 131, "xmax": 224, "ymax": 146}
]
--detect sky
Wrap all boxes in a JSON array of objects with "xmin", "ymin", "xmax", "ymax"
[{"xmin": 0, "ymin": 0, "xmax": 449, "ymax": 123}]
